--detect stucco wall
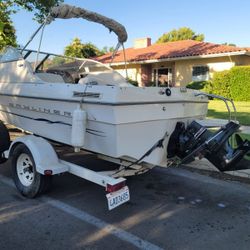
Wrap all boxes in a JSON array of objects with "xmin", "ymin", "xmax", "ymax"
[
  {"xmin": 232, "ymin": 55, "xmax": 250, "ymax": 66},
  {"xmin": 112, "ymin": 64, "xmax": 141, "ymax": 83},
  {"xmin": 111, "ymin": 55, "xmax": 250, "ymax": 87},
  {"xmin": 175, "ymin": 55, "xmax": 250, "ymax": 86}
]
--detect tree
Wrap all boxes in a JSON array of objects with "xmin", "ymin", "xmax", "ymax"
[
  {"xmin": 0, "ymin": 3, "xmax": 16, "ymax": 51},
  {"xmin": 222, "ymin": 42, "xmax": 236, "ymax": 47},
  {"xmin": 64, "ymin": 38, "xmax": 102, "ymax": 58},
  {"xmin": 101, "ymin": 46, "xmax": 115, "ymax": 55},
  {"xmin": 1, "ymin": 0, "xmax": 63, "ymax": 23},
  {"xmin": 0, "ymin": 0, "xmax": 63, "ymax": 51},
  {"xmin": 156, "ymin": 27, "xmax": 204, "ymax": 44},
  {"xmin": 51, "ymin": 56, "xmax": 66, "ymax": 66}
]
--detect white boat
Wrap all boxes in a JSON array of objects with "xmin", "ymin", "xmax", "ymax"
[
  {"xmin": 0, "ymin": 47, "xmax": 208, "ymax": 167},
  {"xmin": 0, "ymin": 4, "xmax": 249, "ymax": 208}
]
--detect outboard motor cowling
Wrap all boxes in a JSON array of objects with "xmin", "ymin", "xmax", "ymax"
[{"xmin": 167, "ymin": 121, "xmax": 250, "ymax": 171}]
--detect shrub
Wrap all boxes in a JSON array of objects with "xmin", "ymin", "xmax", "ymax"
[
  {"xmin": 186, "ymin": 81, "xmax": 214, "ymax": 94},
  {"xmin": 186, "ymin": 81, "xmax": 209, "ymax": 90},
  {"xmin": 210, "ymin": 70, "xmax": 231, "ymax": 98},
  {"xmin": 206, "ymin": 67, "xmax": 250, "ymax": 101},
  {"xmin": 146, "ymin": 81, "xmax": 157, "ymax": 87},
  {"xmin": 127, "ymin": 78, "xmax": 138, "ymax": 86},
  {"xmin": 202, "ymin": 81, "xmax": 214, "ymax": 94},
  {"xmin": 229, "ymin": 66, "xmax": 250, "ymax": 101}
]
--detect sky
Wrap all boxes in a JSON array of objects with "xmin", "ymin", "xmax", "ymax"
[{"xmin": 10, "ymin": 0, "xmax": 250, "ymax": 54}]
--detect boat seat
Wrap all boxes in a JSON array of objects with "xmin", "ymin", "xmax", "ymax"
[{"xmin": 35, "ymin": 72, "xmax": 65, "ymax": 83}]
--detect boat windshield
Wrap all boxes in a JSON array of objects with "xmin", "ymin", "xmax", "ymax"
[
  {"xmin": 0, "ymin": 47, "xmax": 130, "ymax": 86},
  {"xmin": 20, "ymin": 49, "xmax": 128, "ymax": 85},
  {"xmin": 0, "ymin": 47, "xmax": 22, "ymax": 63}
]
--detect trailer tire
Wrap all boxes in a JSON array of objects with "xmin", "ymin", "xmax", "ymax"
[
  {"xmin": 0, "ymin": 121, "xmax": 10, "ymax": 164},
  {"xmin": 11, "ymin": 143, "xmax": 52, "ymax": 198}
]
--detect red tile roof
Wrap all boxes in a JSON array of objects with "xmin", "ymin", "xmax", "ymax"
[{"xmin": 96, "ymin": 40, "xmax": 249, "ymax": 64}]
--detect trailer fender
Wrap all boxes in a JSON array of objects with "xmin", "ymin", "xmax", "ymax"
[{"xmin": 8, "ymin": 135, "xmax": 68, "ymax": 175}]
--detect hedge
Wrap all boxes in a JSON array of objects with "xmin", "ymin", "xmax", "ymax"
[
  {"xmin": 187, "ymin": 66, "xmax": 250, "ymax": 101},
  {"xmin": 229, "ymin": 66, "xmax": 250, "ymax": 101}
]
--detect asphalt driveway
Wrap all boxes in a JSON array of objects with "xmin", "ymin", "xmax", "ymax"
[{"xmin": 1, "ymin": 150, "xmax": 250, "ymax": 250}]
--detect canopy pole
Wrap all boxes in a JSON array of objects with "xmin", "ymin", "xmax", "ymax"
[
  {"xmin": 33, "ymin": 22, "xmax": 47, "ymax": 72},
  {"xmin": 122, "ymin": 43, "xmax": 128, "ymax": 79},
  {"xmin": 110, "ymin": 42, "xmax": 121, "ymax": 66},
  {"xmin": 21, "ymin": 22, "xmax": 45, "ymax": 53}
]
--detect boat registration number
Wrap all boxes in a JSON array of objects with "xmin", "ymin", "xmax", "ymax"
[{"xmin": 106, "ymin": 186, "xmax": 130, "ymax": 210}]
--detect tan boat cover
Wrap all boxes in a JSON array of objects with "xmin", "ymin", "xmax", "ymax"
[{"xmin": 50, "ymin": 4, "xmax": 128, "ymax": 43}]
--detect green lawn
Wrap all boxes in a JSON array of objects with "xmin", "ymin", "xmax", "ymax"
[
  {"xmin": 207, "ymin": 100, "xmax": 250, "ymax": 161},
  {"xmin": 207, "ymin": 100, "xmax": 250, "ymax": 126}
]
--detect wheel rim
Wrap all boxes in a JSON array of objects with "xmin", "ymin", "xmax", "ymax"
[{"xmin": 16, "ymin": 153, "xmax": 34, "ymax": 187}]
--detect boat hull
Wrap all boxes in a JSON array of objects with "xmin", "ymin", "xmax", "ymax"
[{"xmin": 0, "ymin": 84, "xmax": 208, "ymax": 167}]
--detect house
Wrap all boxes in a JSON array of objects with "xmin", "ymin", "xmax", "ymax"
[{"xmin": 96, "ymin": 38, "xmax": 250, "ymax": 87}]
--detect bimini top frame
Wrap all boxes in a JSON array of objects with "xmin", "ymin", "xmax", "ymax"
[
  {"xmin": 21, "ymin": 4, "xmax": 129, "ymax": 77},
  {"xmin": 22, "ymin": 4, "xmax": 128, "ymax": 52}
]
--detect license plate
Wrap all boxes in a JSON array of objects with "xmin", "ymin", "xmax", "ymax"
[{"xmin": 106, "ymin": 186, "xmax": 130, "ymax": 210}]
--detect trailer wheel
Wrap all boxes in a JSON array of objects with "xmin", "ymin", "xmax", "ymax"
[
  {"xmin": 0, "ymin": 121, "xmax": 10, "ymax": 164},
  {"xmin": 11, "ymin": 144, "xmax": 52, "ymax": 198}
]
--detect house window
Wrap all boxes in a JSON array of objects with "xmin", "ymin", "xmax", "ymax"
[
  {"xmin": 152, "ymin": 67, "xmax": 172, "ymax": 87},
  {"xmin": 192, "ymin": 66, "xmax": 209, "ymax": 82}
]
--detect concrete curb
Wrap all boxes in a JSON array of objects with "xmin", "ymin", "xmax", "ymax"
[
  {"xmin": 241, "ymin": 126, "xmax": 250, "ymax": 134},
  {"xmin": 187, "ymin": 159, "xmax": 250, "ymax": 179}
]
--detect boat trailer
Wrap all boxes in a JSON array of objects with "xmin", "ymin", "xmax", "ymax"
[{"xmin": 0, "ymin": 93, "xmax": 249, "ymax": 210}]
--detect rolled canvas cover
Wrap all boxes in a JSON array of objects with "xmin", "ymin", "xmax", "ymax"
[{"xmin": 50, "ymin": 4, "xmax": 128, "ymax": 43}]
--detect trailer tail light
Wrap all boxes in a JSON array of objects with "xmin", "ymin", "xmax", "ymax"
[
  {"xmin": 106, "ymin": 181, "xmax": 126, "ymax": 193},
  {"xmin": 44, "ymin": 170, "xmax": 53, "ymax": 176}
]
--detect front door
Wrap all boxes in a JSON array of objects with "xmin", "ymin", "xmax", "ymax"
[{"xmin": 153, "ymin": 67, "xmax": 172, "ymax": 87}]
